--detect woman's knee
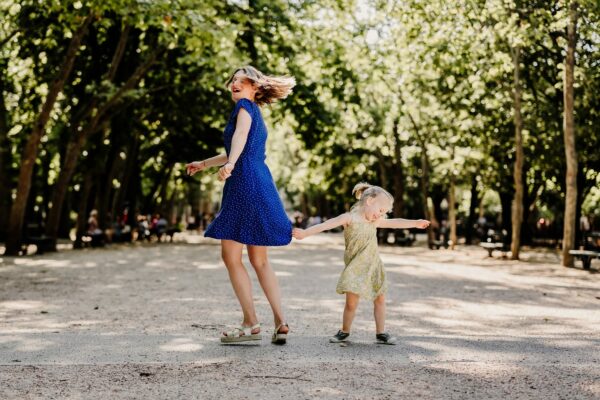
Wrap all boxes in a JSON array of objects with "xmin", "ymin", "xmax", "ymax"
[
  {"xmin": 221, "ymin": 249, "xmax": 242, "ymax": 269},
  {"xmin": 249, "ymin": 255, "xmax": 269, "ymax": 271},
  {"xmin": 374, "ymin": 295, "xmax": 385, "ymax": 305}
]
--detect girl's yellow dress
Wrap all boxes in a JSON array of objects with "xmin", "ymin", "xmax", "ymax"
[{"xmin": 336, "ymin": 216, "xmax": 387, "ymax": 300}]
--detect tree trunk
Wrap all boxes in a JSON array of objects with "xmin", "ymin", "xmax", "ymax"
[
  {"xmin": 4, "ymin": 14, "xmax": 93, "ymax": 255},
  {"xmin": 420, "ymin": 149, "xmax": 435, "ymax": 247},
  {"xmin": 392, "ymin": 118, "xmax": 404, "ymax": 218},
  {"xmin": 511, "ymin": 45, "xmax": 524, "ymax": 260},
  {"xmin": 0, "ymin": 72, "xmax": 12, "ymax": 241},
  {"xmin": 74, "ymin": 173, "xmax": 94, "ymax": 248},
  {"xmin": 449, "ymin": 173, "xmax": 457, "ymax": 250},
  {"xmin": 465, "ymin": 175, "xmax": 479, "ymax": 245},
  {"xmin": 562, "ymin": 1, "xmax": 578, "ymax": 266},
  {"xmin": 112, "ymin": 130, "xmax": 140, "ymax": 218}
]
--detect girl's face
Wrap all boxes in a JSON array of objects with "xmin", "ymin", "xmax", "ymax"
[
  {"xmin": 363, "ymin": 195, "xmax": 392, "ymax": 222},
  {"xmin": 230, "ymin": 72, "xmax": 257, "ymax": 102}
]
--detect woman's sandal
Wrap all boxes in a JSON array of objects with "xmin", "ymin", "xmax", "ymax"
[
  {"xmin": 220, "ymin": 323, "xmax": 261, "ymax": 344},
  {"xmin": 271, "ymin": 323, "xmax": 289, "ymax": 345}
]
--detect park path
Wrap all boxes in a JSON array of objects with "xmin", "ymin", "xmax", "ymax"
[{"xmin": 1, "ymin": 234, "xmax": 599, "ymax": 399}]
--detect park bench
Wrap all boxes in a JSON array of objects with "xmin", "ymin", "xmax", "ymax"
[
  {"xmin": 480, "ymin": 241, "xmax": 509, "ymax": 258},
  {"xmin": 569, "ymin": 250, "xmax": 600, "ymax": 270},
  {"xmin": 20, "ymin": 223, "xmax": 54, "ymax": 255}
]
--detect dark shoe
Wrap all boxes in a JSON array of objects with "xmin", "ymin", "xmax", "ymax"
[
  {"xmin": 329, "ymin": 330, "xmax": 350, "ymax": 343},
  {"xmin": 375, "ymin": 332, "xmax": 397, "ymax": 345}
]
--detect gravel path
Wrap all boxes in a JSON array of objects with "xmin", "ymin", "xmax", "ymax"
[{"xmin": 1, "ymin": 233, "xmax": 599, "ymax": 399}]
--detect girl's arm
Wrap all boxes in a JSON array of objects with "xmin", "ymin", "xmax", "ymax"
[
  {"xmin": 218, "ymin": 108, "xmax": 252, "ymax": 181},
  {"xmin": 376, "ymin": 218, "xmax": 430, "ymax": 229},
  {"xmin": 292, "ymin": 213, "xmax": 351, "ymax": 240}
]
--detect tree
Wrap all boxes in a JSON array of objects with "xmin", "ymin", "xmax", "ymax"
[{"xmin": 562, "ymin": 0, "xmax": 579, "ymax": 266}]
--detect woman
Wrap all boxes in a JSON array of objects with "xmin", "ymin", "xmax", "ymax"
[{"xmin": 186, "ymin": 66, "xmax": 294, "ymax": 344}]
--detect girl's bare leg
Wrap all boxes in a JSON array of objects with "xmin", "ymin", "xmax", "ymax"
[
  {"xmin": 374, "ymin": 294, "xmax": 386, "ymax": 334},
  {"xmin": 342, "ymin": 292, "xmax": 360, "ymax": 332},
  {"xmin": 221, "ymin": 240, "xmax": 259, "ymax": 333},
  {"xmin": 247, "ymin": 245, "xmax": 289, "ymax": 333}
]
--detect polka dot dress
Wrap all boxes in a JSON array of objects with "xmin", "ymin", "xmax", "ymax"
[{"xmin": 204, "ymin": 98, "xmax": 292, "ymax": 246}]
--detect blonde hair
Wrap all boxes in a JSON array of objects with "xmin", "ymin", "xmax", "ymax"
[
  {"xmin": 226, "ymin": 65, "xmax": 295, "ymax": 106},
  {"xmin": 351, "ymin": 182, "xmax": 394, "ymax": 212}
]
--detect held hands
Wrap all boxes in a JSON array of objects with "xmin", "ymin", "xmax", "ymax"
[
  {"xmin": 415, "ymin": 219, "xmax": 431, "ymax": 229},
  {"xmin": 186, "ymin": 161, "xmax": 207, "ymax": 176},
  {"xmin": 292, "ymin": 228, "xmax": 307, "ymax": 240},
  {"xmin": 218, "ymin": 162, "xmax": 234, "ymax": 181}
]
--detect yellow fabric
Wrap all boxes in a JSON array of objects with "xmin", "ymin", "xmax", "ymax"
[{"xmin": 336, "ymin": 216, "xmax": 387, "ymax": 300}]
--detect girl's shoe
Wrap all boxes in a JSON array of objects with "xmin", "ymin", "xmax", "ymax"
[
  {"xmin": 220, "ymin": 323, "xmax": 261, "ymax": 343},
  {"xmin": 375, "ymin": 332, "xmax": 397, "ymax": 345},
  {"xmin": 271, "ymin": 323, "xmax": 289, "ymax": 345},
  {"xmin": 329, "ymin": 330, "xmax": 350, "ymax": 343}
]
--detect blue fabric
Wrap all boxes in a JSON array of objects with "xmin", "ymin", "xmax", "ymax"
[{"xmin": 204, "ymin": 98, "xmax": 292, "ymax": 246}]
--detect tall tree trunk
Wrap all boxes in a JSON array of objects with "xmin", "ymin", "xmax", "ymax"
[
  {"xmin": 449, "ymin": 174, "xmax": 457, "ymax": 250},
  {"xmin": 112, "ymin": 130, "xmax": 140, "ymax": 218},
  {"xmin": 4, "ymin": 14, "xmax": 93, "ymax": 255},
  {"xmin": 392, "ymin": 118, "xmax": 404, "ymax": 218},
  {"xmin": 45, "ymin": 44, "xmax": 160, "ymax": 248},
  {"xmin": 74, "ymin": 173, "xmax": 94, "ymax": 248},
  {"xmin": 465, "ymin": 175, "xmax": 479, "ymax": 245},
  {"xmin": 562, "ymin": 1, "xmax": 578, "ymax": 266},
  {"xmin": 420, "ymin": 149, "xmax": 435, "ymax": 247},
  {"xmin": 0, "ymin": 72, "xmax": 12, "ymax": 240},
  {"xmin": 511, "ymin": 45, "xmax": 524, "ymax": 260}
]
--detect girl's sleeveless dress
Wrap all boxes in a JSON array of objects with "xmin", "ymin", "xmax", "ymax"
[
  {"xmin": 204, "ymin": 98, "xmax": 292, "ymax": 246},
  {"xmin": 336, "ymin": 217, "xmax": 387, "ymax": 300}
]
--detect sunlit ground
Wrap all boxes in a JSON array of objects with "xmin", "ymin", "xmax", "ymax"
[{"xmin": 0, "ymin": 233, "xmax": 598, "ymax": 399}]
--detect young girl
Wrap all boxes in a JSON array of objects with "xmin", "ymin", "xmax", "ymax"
[{"xmin": 292, "ymin": 183, "xmax": 430, "ymax": 344}]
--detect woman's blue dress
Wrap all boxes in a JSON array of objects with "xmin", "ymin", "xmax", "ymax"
[{"xmin": 204, "ymin": 98, "xmax": 292, "ymax": 246}]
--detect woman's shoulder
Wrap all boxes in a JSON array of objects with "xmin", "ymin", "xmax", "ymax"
[{"xmin": 235, "ymin": 98, "xmax": 257, "ymax": 111}]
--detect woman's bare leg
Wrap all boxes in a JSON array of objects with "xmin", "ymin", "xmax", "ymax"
[
  {"xmin": 247, "ymin": 245, "xmax": 288, "ymax": 333},
  {"xmin": 342, "ymin": 292, "xmax": 360, "ymax": 333},
  {"xmin": 221, "ymin": 240, "xmax": 259, "ymax": 333}
]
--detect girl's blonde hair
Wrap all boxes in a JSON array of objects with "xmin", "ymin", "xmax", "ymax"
[
  {"xmin": 351, "ymin": 182, "xmax": 394, "ymax": 212},
  {"xmin": 226, "ymin": 65, "xmax": 296, "ymax": 106}
]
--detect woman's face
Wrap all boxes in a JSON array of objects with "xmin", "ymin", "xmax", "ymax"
[{"xmin": 230, "ymin": 72, "xmax": 257, "ymax": 102}]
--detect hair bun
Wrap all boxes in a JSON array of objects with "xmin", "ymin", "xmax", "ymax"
[{"xmin": 352, "ymin": 182, "xmax": 371, "ymax": 199}]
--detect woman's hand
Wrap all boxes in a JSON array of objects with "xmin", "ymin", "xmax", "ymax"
[
  {"xmin": 292, "ymin": 228, "xmax": 307, "ymax": 240},
  {"xmin": 415, "ymin": 219, "xmax": 431, "ymax": 229},
  {"xmin": 218, "ymin": 162, "xmax": 235, "ymax": 181},
  {"xmin": 186, "ymin": 161, "xmax": 207, "ymax": 176}
]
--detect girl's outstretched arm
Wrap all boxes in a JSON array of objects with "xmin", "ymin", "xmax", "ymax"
[
  {"xmin": 376, "ymin": 218, "xmax": 430, "ymax": 229},
  {"xmin": 292, "ymin": 213, "xmax": 351, "ymax": 240}
]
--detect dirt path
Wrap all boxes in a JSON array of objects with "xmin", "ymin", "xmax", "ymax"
[{"xmin": 1, "ymin": 234, "xmax": 599, "ymax": 399}]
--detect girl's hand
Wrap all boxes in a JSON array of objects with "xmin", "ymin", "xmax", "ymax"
[
  {"xmin": 186, "ymin": 161, "xmax": 207, "ymax": 176},
  {"xmin": 292, "ymin": 228, "xmax": 307, "ymax": 240},
  {"xmin": 415, "ymin": 219, "xmax": 431, "ymax": 229},
  {"xmin": 218, "ymin": 162, "xmax": 234, "ymax": 181}
]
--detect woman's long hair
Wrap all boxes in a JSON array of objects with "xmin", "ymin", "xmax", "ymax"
[{"xmin": 226, "ymin": 66, "xmax": 296, "ymax": 106}]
